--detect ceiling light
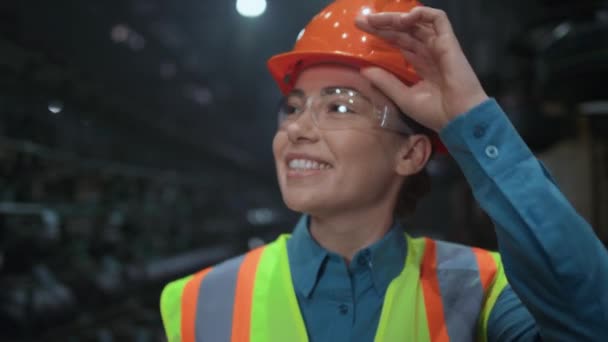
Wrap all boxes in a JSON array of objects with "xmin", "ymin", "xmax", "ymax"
[{"xmin": 236, "ymin": 0, "xmax": 267, "ymax": 18}]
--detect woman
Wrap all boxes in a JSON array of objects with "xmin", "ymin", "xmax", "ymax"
[{"xmin": 160, "ymin": 0, "xmax": 608, "ymax": 341}]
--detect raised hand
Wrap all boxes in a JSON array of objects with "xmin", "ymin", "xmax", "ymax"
[{"xmin": 355, "ymin": 6, "xmax": 489, "ymax": 132}]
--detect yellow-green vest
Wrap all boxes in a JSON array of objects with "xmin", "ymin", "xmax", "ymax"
[{"xmin": 160, "ymin": 234, "xmax": 507, "ymax": 342}]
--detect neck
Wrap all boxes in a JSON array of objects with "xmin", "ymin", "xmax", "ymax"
[{"xmin": 308, "ymin": 203, "xmax": 395, "ymax": 263}]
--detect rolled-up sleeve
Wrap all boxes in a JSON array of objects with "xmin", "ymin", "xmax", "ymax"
[{"xmin": 439, "ymin": 98, "xmax": 608, "ymax": 341}]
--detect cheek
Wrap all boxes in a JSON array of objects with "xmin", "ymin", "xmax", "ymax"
[
  {"xmin": 328, "ymin": 135, "xmax": 389, "ymax": 188},
  {"xmin": 272, "ymin": 132, "xmax": 286, "ymax": 162},
  {"xmin": 272, "ymin": 131, "xmax": 289, "ymax": 187},
  {"xmin": 330, "ymin": 132, "xmax": 395, "ymax": 173}
]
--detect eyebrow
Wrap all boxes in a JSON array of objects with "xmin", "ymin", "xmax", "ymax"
[{"xmin": 287, "ymin": 89, "xmax": 306, "ymax": 97}]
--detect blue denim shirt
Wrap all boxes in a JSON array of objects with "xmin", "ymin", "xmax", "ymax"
[
  {"xmin": 287, "ymin": 215, "xmax": 406, "ymax": 341},
  {"xmin": 286, "ymin": 99, "xmax": 608, "ymax": 341}
]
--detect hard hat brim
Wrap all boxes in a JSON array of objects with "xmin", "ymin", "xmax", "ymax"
[{"xmin": 267, "ymin": 51, "xmax": 420, "ymax": 95}]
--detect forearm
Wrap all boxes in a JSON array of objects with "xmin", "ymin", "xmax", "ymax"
[{"xmin": 440, "ymin": 98, "xmax": 608, "ymax": 340}]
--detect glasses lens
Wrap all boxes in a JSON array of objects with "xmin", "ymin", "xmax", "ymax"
[
  {"xmin": 316, "ymin": 88, "xmax": 376, "ymax": 130},
  {"xmin": 321, "ymin": 88, "xmax": 413, "ymax": 135},
  {"xmin": 277, "ymin": 94, "xmax": 304, "ymax": 128}
]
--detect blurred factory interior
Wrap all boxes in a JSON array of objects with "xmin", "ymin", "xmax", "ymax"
[{"xmin": 0, "ymin": 0, "xmax": 607, "ymax": 340}]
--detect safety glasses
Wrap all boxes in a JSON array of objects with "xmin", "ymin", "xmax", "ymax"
[{"xmin": 277, "ymin": 87, "xmax": 414, "ymax": 135}]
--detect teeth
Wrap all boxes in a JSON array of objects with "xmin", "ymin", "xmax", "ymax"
[{"xmin": 288, "ymin": 159, "xmax": 331, "ymax": 170}]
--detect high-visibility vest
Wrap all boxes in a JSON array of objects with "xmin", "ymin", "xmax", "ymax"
[{"xmin": 160, "ymin": 234, "xmax": 507, "ymax": 342}]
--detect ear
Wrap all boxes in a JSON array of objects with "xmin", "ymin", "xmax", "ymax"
[{"xmin": 394, "ymin": 134, "xmax": 432, "ymax": 176}]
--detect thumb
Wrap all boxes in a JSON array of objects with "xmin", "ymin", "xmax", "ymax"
[
  {"xmin": 361, "ymin": 67, "xmax": 446, "ymax": 132},
  {"xmin": 360, "ymin": 66, "xmax": 417, "ymax": 117}
]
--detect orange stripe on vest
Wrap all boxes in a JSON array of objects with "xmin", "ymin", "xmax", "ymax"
[
  {"xmin": 231, "ymin": 247, "xmax": 265, "ymax": 342},
  {"xmin": 421, "ymin": 238, "xmax": 449, "ymax": 342},
  {"xmin": 472, "ymin": 247, "xmax": 496, "ymax": 291},
  {"xmin": 182, "ymin": 267, "xmax": 213, "ymax": 342}
]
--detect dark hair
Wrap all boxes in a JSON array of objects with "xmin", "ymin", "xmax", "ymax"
[{"xmin": 393, "ymin": 111, "xmax": 435, "ymax": 220}]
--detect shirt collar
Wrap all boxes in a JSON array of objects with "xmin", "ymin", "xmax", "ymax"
[
  {"xmin": 286, "ymin": 214, "xmax": 407, "ymax": 298},
  {"xmin": 286, "ymin": 215, "xmax": 328, "ymax": 298},
  {"xmin": 352, "ymin": 221, "xmax": 407, "ymax": 296}
]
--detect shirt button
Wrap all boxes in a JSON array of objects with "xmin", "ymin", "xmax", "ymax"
[
  {"xmin": 485, "ymin": 145, "xmax": 499, "ymax": 159},
  {"xmin": 473, "ymin": 123, "xmax": 487, "ymax": 138},
  {"xmin": 338, "ymin": 304, "xmax": 349, "ymax": 315},
  {"xmin": 357, "ymin": 257, "xmax": 367, "ymax": 266},
  {"xmin": 358, "ymin": 253, "xmax": 369, "ymax": 266}
]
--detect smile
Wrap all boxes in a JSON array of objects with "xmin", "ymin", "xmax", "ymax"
[{"xmin": 288, "ymin": 159, "xmax": 333, "ymax": 170}]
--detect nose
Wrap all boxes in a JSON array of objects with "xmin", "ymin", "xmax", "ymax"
[{"xmin": 285, "ymin": 106, "xmax": 319, "ymax": 144}]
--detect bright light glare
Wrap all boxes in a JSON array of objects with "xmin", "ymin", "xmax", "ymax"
[
  {"xmin": 236, "ymin": 0, "xmax": 266, "ymax": 18},
  {"xmin": 246, "ymin": 208, "xmax": 275, "ymax": 225},
  {"xmin": 48, "ymin": 101, "xmax": 63, "ymax": 114}
]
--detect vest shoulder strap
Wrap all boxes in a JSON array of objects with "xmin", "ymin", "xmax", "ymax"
[
  {"xmin": 419, "ymin": 237, "xmax": 507, "ymax": 342},
  {"xmin": 161, "ymin": 266, "xmax": 214, "ymax": 342},
  {"xmin": 160, "ymin": 235, "xmax": 289, "ymax": 342}
]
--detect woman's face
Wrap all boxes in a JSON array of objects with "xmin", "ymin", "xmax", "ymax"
[{"xmin": 272, "ymin": 64, "xmax": 408, "ymax": 216}]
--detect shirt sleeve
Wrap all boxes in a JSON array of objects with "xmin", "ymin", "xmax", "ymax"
[
  {"xmin": 439, "ymin": 98, "xmax": 608, "ymax": 341},
  {"xmin": 487, "ymin": 285, "xmax": 540, "ymax": 342}
]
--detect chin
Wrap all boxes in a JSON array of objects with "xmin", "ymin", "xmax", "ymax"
[{"xmin": 281, "ymin": 192, "xmax": 328, "ymax": 215}]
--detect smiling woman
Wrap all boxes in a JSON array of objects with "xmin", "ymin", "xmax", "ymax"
[{"xmin": 160, "ymin": 0, "xmax": 608, "ymax": 341}]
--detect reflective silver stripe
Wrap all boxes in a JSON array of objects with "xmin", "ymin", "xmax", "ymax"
[
  {"xmin": 195, "ymin": 255, "xmax": 245, "ymax": 342},
  {"xmin": 435, "ymin": 240, "xmax": 485, "ymax": 342}
]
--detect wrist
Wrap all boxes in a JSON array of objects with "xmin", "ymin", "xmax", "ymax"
[{"xmin": 446, "ymin": 92, "xmax": 489, "ymax": 122}]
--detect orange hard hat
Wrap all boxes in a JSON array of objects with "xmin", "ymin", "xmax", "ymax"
[
  {"xmin": 267, "ymin": 0, "xmax": 421, "ymax": 95},
  {"xmin": 267, "ymin": 0, "xmax": 447, "ymax": 153}
]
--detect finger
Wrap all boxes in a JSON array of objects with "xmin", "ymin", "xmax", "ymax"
[
  {"xmin": 354, "ymin": 14, "xmax": 377, "ymax": 33},
  {"xmin": 399, "ymin": 7, "xmax": 455, "ymax": 37},
  {"xmin": 358, "ymin": 13, "xmax": 439, "ymax": 47},
  {"xmin": 401, "ymin": 49, "xmax": 428, "ymax": 73},
  {"xmin": 354, "ymin": 21, "xmax": 435, "ymax": 78},
  {"xmin": 363, "ymin": 9, "xmax": 445, "ymax": 34},
  {"xmin": 361, "ymin": 13, "xmax": 435, "ymax": 39},
  {"xmin": 360, "ymin": 67, "xmax": 417, "ymax": 116},
  {"xmin": 410, "ymin": 23, "xmax": 435, "ymax": 43},
  {"xmin": 401, "ymin": 49, "xmax": 442, "ymax": 82},
  {"xmin": 372, "ymin": 30, "xmax": 426, "ymax": 53},
  {"xmin": 355, "ymin": 13, "xmax": 401, "ymax": 34},
  {"xmin": 357, "ymin": 27, "xmax": 437, "ymax": 78},
  {"xmin": 364, "ymin": 12, "xmax": 403, "ymax": 29},
  {"xmin": 356, "ymin": 16, "xmax": 428, "ymax": 53}
]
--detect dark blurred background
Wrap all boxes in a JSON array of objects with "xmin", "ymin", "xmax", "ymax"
[{"xmin": 0, "ymin": 0, "xmax": 607, "ymax": 340}]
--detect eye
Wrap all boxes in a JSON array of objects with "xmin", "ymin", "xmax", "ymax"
[
  {"xmin": 327, "ymin": 102, "xmax": 356, "ymax": 114},
  {"xmin": 283, "ymin": 104, "xmax": 298, "ymax": 115},
  {"xmin": 282, "ymin": 98, "xmax": 303, "ymax": 115}
]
